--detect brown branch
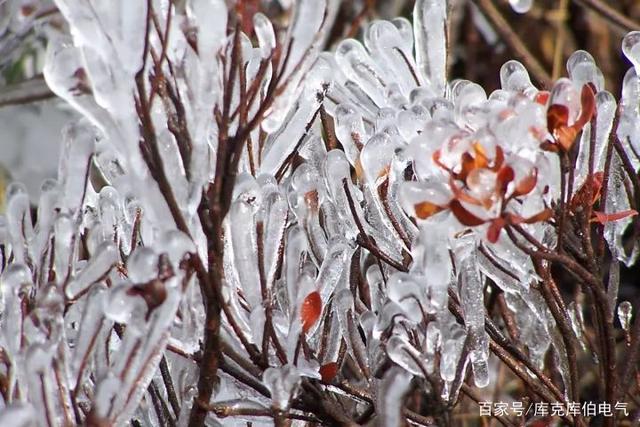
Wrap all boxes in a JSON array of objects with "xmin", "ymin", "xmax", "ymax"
[
  {"xmin": 472, "ymin": 0, "xmax": 552, "ymax": 88},
  {"xmin": 571, "ymin": 0, "xmax": 640, "ymax": 34}
]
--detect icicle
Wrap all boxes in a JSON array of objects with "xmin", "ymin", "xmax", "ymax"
[
  {"xmin": 58, "ymin": 122, "xmax": 96, "ymax": 214},
  {"xmin": 260, "ymin": 58, "xmax": 330, "ymax": 174},
  {"xmin": 187, "ymin": 0, "xmax": 227, "ymax": 61},
  {"xmin": 413, "ymin": 0, "xmax": 447, "ymax": 95},
  {"xmin": 364, "ymin": 19, "xmax": 416, "ymax": 95},
  {"xmin": 594, "ymin": 91, "xmax": 616, "ymax": 171},
  {"xmin": 567, "ymin": 50, "xmax": 604, "ymax": 92},
  {"xmin": 439, "ymin": 318, "xmax": 466, "ymax": 382},
  {"xmin": 253, "ymin": 13, "xmax": 276, "ymax": 59},
  {"xmin": 378, "ymin": 367, "xmax": 412, "ymax": 426},
  {"xmin": 622, "ymin": 31, "xmax": 640, "ymax": 77},
  {"xmin": 387, "ymin": 335, "xmax": 427, "ymax": 376},
  {"xmin": 335, "ymin": 39, "xmax": 387, "ymax": 107},
  {"xmin": 43, "ymin": 36, "xmax": 110, "ymax": 128},
  {"xmin": 387, "ymin": 272, "xmax": 429, "ymax": 323},
  {"xmin": 282, "ymin": 0, "xmax": 326, "ymax": 79},
  {"xmin": 65, "ymin": 241, "xmax": 117, "ymax": 300},
  {"xmin": 0, "ymin": 264, "xmax": 33, "ymax": 356},
  {"xmin": 316, "ymin": 240, "xmax": 351, "ymax": 303},
  {"xmin": 334, "ymin": 103, "xmax": 368, "ymax": 168},
  {"xmin": 263, "ymin": 365, "xmax": 300, "ymax": 410},
  {"xmin": 453, "ymin": 234, "xmax": 489, "ymax": 388},
  {"xmin": 5, "ymin": 183, "xmax": 33, "ymax": 265},
  {"xmin": 229, "ymin": 199, "xmax": 260, "ymax": 308},
  {"xmin": 70, "ymin": 283, "xmax": 108, "ymax": 389}
]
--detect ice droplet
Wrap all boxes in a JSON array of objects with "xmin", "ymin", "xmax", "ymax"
[
  {"xmin": 509, "ymin": 0, "xmax": 533, "ymax": 14},
  {"xmin": 622, "ymin": 31, "xmax": 640, "ymax": 76},
  {"xmin": 617, "ymin": 301, "xmax": 633, "ymax": 332}
]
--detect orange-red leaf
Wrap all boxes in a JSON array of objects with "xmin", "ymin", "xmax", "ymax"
[
  {"xmin": 496, "ymin": 166, "xmax": 515, "ymax": 197},
  {"xmin": 534, "ymin": 91, "xmax": 550, "ymax": 105},
  {"xmin": 555, "ymin": 125, "xmax": 579, "ymax": 152},
  {"xmin": 414, "ymin": 201, "xmax": 445, "ymax": 219},
  {"xmin": 449, "ymin": 200, "xmax": 486, "ymax": 226},
  {"xmin": 513, "ymin": 168, "xmax": 538, "ymax": 197},
  {"xmin": 523, "ymin": 208, "xmax": 553, "ymax": 224},
  {"xmin": 487, "ymin": 218, "xmax": 506, "ymax": 243},
  {"xmin": 301, "ymin": 291, "xmax": 322, "ymax": 333},
  {"xmin": 432, "ymin": 150, "xmax": 451, "ymax": 174},
  {"xmin": 490, "ymin": 146, "xmax": 505, "ymax": 172},
  {"xmin": 449, "ymin": 176, "xmax": 482, "ymax": 206},
  {"xmin": 547, "ymin": 104, "xmax": 569, "ymax": 135},
  {"xmin": 572, "ymin": 84, "xmax": 596, "ymax": 131},
  {"xmin": 319, "ymin": 362, "xmax": 339, "ymax": 383},
  {"xmin": 592, "ymin": 209, "xmax": 638, "ymax": 224},
  {"xmin": 571, "ymin": 172, "xmax": 604, "ymax": 210}
]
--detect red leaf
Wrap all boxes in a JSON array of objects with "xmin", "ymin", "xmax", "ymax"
[
  {"xmin": 523, "ymin": 208, "xmax": 553, "ymax": 224},
  {"xmin": 487, "ymin": 218, "xmax": 506, "ymax": 243},
  {"xmin": 513, "ymin": 168, "xmax": 538, "ymax": 197},
  {"xmin": 534, "ymin": 91, "xmax": 550, "ymax": 105},
  {"xmin": 319, "ymin": 362, "xmax": 339, "ymax": 383},
  {"xmin": 490, "ymin": 146, "xmax": 505, "ymax": 171},
  {"xmin": 572, "ymin": 84, "xmax": 596, "ymax": 131},
  {"xmin": 547, "ymin": 104, "xmax": 569, "ymax": 135},
  {"xmin": 432, "ymin": 150, "xmax": 452, "ymax": 174},
  {"xmin": 555, "ymin": 126, "xmax": 579, "ymax": 152},
  {"xmin": 592, "ymin": 209, "xmax": 638, "ymax": 224},
  {"xmin": 570, "ymin": 172, "xmax": 604, "ymax": 210},
  {"xmin": 449, "ymin": 176, "xmax": 482, "ymax": 206},
  {"xmin": 301, "ymin": 291, "xmax": 322, "ymax": 333},
  {"xmin": 496, "ymin": 166, "xmax": 515, "ymax": 197},
  {"xmin": 449, "ymin": 200, "xmax": 486, "ymax": 226}
]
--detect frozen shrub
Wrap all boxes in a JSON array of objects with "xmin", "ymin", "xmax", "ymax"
[{"xmin": 0, "ymin": 1, "xmax": 639, "ymax": 426}]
